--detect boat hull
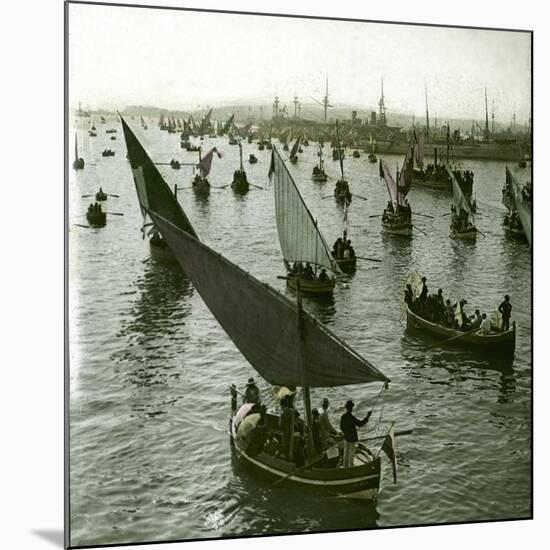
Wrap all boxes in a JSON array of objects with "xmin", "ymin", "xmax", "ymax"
[
  {"xmin": 335, "ymin": 257, "xmax": 357, "ymax": 271},
  {"xmin": 86, "ymin": 212, "xmax": 106, "ymax": 227},
  {"xmin": 287, "ymin": 276, "xmax": 335, "ymax": 295},
  {"xmin": 230, "ymin": 416, "xmax": 380, "ymax": 499},
  {"xmin": 312, "ymin": 173, "xmax": 328, "ymax": 183},
  {"xmin": 406, "ymin": 307, "xmax": 516, "ymax": 352},
  {"xmin": 382, "ymin": 222, "xmax": 412, "ymax": 236},
  {"xmin": 450, "ymin": 228, "xmax": 477, "ymax": 240}
]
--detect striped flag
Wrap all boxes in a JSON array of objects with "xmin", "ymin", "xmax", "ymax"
[{"xmin": 381, "ymin": 425, "xmax": 397, "ymax": 484}]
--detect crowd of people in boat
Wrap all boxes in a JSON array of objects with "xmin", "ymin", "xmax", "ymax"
[
  {"xmin": 87, "ymin": 202, "xmax": 104, "ymax": 217},
  {"xmin": 232, "ymin": 379, "xmax": 374, "ymax": 469},
  {"xmin": 332, "ymin": 231, "xmax": 355, "ymax": 261},
  {"xmin": 405, "ymin": 276, "xmax": 513, "ymax": 333},
  {"xmin": 503, "ymin": 209, "xmax": 522, "ymax": 232},
  {"xmin": 382, "ymin": 200, "xmax": 412, "ymax": 225},
  {"xmin": 450, "ymin": 204, "xmax": 475, "ymax": 233},
  {"xmin": 452, "ymin": 168, "xmax": 474, "ymax": 190},
  {"xmin": 288, "ymin": 262, "xmax": 331, "ymax": 282},
  {"xmin": 334, "ymin": 179, "xmax": 351, "ymax": 200},
  {"xmin": 414, "ymin": 162, "xmax": 448, "ymax": 180}
]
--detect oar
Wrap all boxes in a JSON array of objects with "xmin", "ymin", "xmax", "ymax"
[
  {"xmin": 441, "ymin": 212, "xmax": 452, "ymax": 217},
  {"xmin": 351, "ymin": 193, "xmax": 368, "ymax": 201},
  {"xmin": 250, "ymin": 183, "xmax": 264, "ymax": 190},
  {"xmin": 412, "ymin": 212, "xmax": 434, "ymax": 219},
  {"xmin": 476, "ymin": 228, "xmax": 487, "ymax": 238},
  {"xmin": 321, "ymin": 195, "xmax": 334, "ymax": 200},
  {"xmin": 413, "ymin": 225, "xmax": 427, "ymax": 235},
  {"xmin": 106, "ymin": 212, "xmax": 124, "ymax": 216},
  {"xmin": 81, "ymin": 194, "xmax": 94, "ymax": 198},
  {"xmin": 73, "ymin": 223, "xmax": 90, "ymax": 229},
  {"xmin": 271, "ymin": 450, "xmax": 330, "ymax": 487},
  {"xmin": 369, "ymin": 214, "xmax": 383, "ymax": 218},
  {"xmin": 141, "ymin": 257, "xmax": 151, "ymax": 264},
  {"xmin": 424, "ymin": 327, "xmax": 481, "ymax": 350},
  {"xmin": 355, "ymin": 255, "xmax": 382, "ymax": 263},
  {"xmin": 107, "ymin": 193, "xmax": 120, "ymax": 198}
]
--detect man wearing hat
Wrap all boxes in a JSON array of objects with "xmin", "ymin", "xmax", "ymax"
[
  {"xmin": 340, "ymin": 400, "xmax": 372, "ymax": 468},
  {"xmin": 244, "ymin": 377, "xmax": 260, "ymax": 405},
  {"xmin": 498, "ymin": 295, "xmax": 512, "ymax": 332}
]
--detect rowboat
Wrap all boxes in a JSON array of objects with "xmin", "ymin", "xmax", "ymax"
[
  {"xmin": 448, "ymin": 165, "xmax": 478, "ymax": 240},
  {"xmin": 312, "ymin": 145, "xmax": 328, "ymax": 182},
  {"xmin": 333, "ymin": 122, "xmax": 352, "ymax": 204},
  {"xmin": 382, "ymin": 217, "xmax": 413, "ymax": 236},
  {"xmin": 406, "ymin": 306, "xmax": 516, "ymax": 352},
  {"xmin": 86, "ymin": 209, "xmax": 106, "ymax": 227},
  {"xmin": 95, "ymin": 190, "xmax": 108, "ymax": 201},
  {"xmin": 72, "ymin": 133, "xmax": 85, "ymax": 170},
  {"xmin": 232, "ymin": 143, "xmax": 249, "ymax": 194},
  {"xmin": 450, "ymin": 227, "xmax": 477, "ymax": 240}
]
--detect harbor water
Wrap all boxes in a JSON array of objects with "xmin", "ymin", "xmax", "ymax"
[{"xmin": 68, "ymin": 118, "xmax": 531, "ymax": 546}]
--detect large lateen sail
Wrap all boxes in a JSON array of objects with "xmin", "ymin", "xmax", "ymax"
[
  {"xmin": 380, "ymin": 160, "xmax": 407, "ymax": 207},
  {"xmin": 447, "ymin": 166, "xmax": 474, "ymax": 219},
  {"xmin": 270, "ymin": 146, "xmax": 340, "ymax": 273},
  {"xmin": 506, "ymin": 167, "xmax": 532, "ymax": 247},
  {"xmin": 149, "ymin": 210, "xmax": 389, "ymax": 387},
  {"xmin": 120, "ymin": 115, "xmax": 198, "ymax": 238},
  {"xmin": 398, "ymin": 137, "xmax": 415, "ymax": 196}
]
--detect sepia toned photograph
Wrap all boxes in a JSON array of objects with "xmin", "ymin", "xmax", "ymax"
[{"xmin": 66, "ymin": 1, "xmax": 532, "ymax": 547}]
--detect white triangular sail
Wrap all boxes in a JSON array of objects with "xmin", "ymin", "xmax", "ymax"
[{"xmin": 270, "ymin": 146, "xmax": 340, "ymax": 273}]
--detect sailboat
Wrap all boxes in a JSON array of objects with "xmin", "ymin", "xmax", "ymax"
[
  {"xmin": 140, "ymin": 116, "xmax": 148, "ymax": 130},
  {"xmin": 289, "ymin": 136, "xmax": 301, "ymax": 164},
  {"xmin": 331, "ymin": 199, "xmax": 357, "ymax": 271},
  {"xmin": 504, "ymin": 167, "xmax": 531, "ymax": 246},
  {"xmin": 448, "ymin": 166, "xmax": 477, "ymax": 240},
  {"xmin": 73, "ymin": 132, "xmax": 85, "ymax": 170},
  {"xmin": 271, "ymin": 146, "xmax": 340, "ymax": 295},
  {"xmin": 192, "ymin": 147, "xmax": 220, "ymax": 195},
  {"xmin": 120, "ymin": 115, "xmax": 198, "ymax": 263},
  {"xmin": 231, "ymin": 142, "xmax": 250, "ymax": 194},
  {"xmin": 311, "ymin": 144, "xmax": 328, "ymax": 182},
  {"xmin": 147, "ymin": 209, "xmax": 396, "ymax": 500},
  {"xmin": 333, "ymin": 122, "xmax": 352, "ymax": 203}
]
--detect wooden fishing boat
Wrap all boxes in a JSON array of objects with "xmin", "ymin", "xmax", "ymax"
[
  {"xmin": 88, "ymin": 130, "xmax": 97, "ymax": 137},
  {"xmin": 312, "ymin": 145, "xmax": 328, "ymax": 182},
  {"xmin": 368, "ymin": 153, "xmax": 377, "ymax": 163},
  {"xmin": 352, "ymin": 150, "xmax": 360, "ymax": 158},
  {"xmin": 290, "ymin": 155, "xmax": 298, "ymax": 164},
  {"xmin": 95, "ymin": 190, "xmax": 108, "ymax": 201},
  {"xmin": 379, "ymin": 140, "xmax": 415, "ymax": 237},
  {"xmin": 249, "ymin": 154, "xmax": 258, "ymax": 164},
  {"xmin": 110, "ymin": 135, "xmax": 117, "ymax": 140},
  {"xmin": 170, "ymin": 159, "xmax": 181, "ymax": 169},
  {"xmin": 335, "ymin": 256, "xmax": 357, "ymax": 271},
  {"xmin": 333, "ymin": 123, "xmax": 352, "ymax": 204},
  {"xmin": 406, "ymin": 306, "xmax": 516, "ymax": 352},
  {"xmin": 448, "ymin": 166, "xmax": 478, "ymax": 241},
  {"xmin": 192, "ymin": 174, "xmax": 210, "ymax": 194},
  {"xmin": 72, "ymin": 133, "xmax": 85, "ymax": 170},
  {"xmin": 121, "ymin": 119, "xmax": 397, "ymax": 501},
  {"xmin": 232, "ymin": 144, "xmax": 250, "ymax": 194},
  {"xmin": 86, "ymin": 209, "xmax": 106, "ymax": 227},
  {"xmin": 102, "ymin": 149, "xmax": 115, "ymax": 157},
  {"xmin": 106, "ymin": 128, "xmax": 117, "ymax": 133},
  {"xmin": 258, "ymin": 142, "xmax": 265, "ymax": 151},
  {"xmin": 271, "ymin": 146, "xmax": 342, "ymax": 296},
  {"xmin": 450, "ymin": 227, "xmax": 477, "ymax": 240}
]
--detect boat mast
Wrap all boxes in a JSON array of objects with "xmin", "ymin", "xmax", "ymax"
[
  {"xmin": 425, "ymin": 82, "xmax": 430, "ymax": 137},
  {"xmin": 484, "ymin": 87, "xmax": 490, "ymax": 142},
  {"xmin": 335, "ymin": 121, "xmax": 345, "ymax": 180},
  {"xmin": 239, "ymin": 141, "xmax": 243, "ymax": 171},
  {"xmin": 74, "ymin": 132, "xmax": 78, "ymax": 162},
  {"xmin": 296, "ymin": 280, "xmax": 314, "ymax": 458}
]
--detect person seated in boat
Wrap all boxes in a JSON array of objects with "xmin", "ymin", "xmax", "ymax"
[
  {"xmin": 498, "ymin": 295, "xmax": 512, "ymax": 332},
  {"xmin": 455, "ymin": 299, "xmax": 470, "ymax": 330},
  {"xmin": 332, "ymin": 237, "xmax": 343, "ymax": 259},
  {"xmin": 88, "ymin": 203, "xmax": 93, "ymax": 215},
  {"xmin": 302, "ymin": 262, "xmax": 314, "ymax": 280},
  {"xmin": 311, "ymin": 409, "xmax": 323, "ymax": 455},
  {"xmin": 318, "ymin": 268, "xmax": 328, "ymax": 281},
  {"xmin": 340, "ymin": 400, "xmax": 372, "ymax": 468},
  {"xmin": 479, "ymin": 313, "xmax": 492, "ymax": 335},
  {"xmin": 348, "ymin": 243, "xmax": 355, "ymax": 258},
  {"xmin": 418, "ymin": 277, "xmax": 428, "ymax": 309},
  {"xmin": 470, "ymin": 309, "xmax": 483, "ymax": 329},
  {"xmin": 279, "ymin": 395, "xmax": 295, "ymax": 460},
  {"xmin": 386, "ymin": 201, "xmax": 394, "ymax": 214},
  {"xmin": 319, "ymin": 398, "xmax": 338, "ymax": 451},
  {"xmin": 244, "ymin": 377, "xmax": 260, "ymax": 405}
]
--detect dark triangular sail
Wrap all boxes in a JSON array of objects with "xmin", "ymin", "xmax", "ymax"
[
  {"xmin": 149, "ymin": 211, "xmax": 388, "ymax": 387},
  {"xmin": 120, "ymin": 115, "xmax": 197, "ymax": 238},
  {"xmin": 447, "ymin": 165, "xmax": 474, "ymax": 220},
  {"xmin": 398, "ymin": 137, "xmax": 415, "ymax": 196}
]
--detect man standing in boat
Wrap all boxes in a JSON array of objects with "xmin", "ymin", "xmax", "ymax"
[
  {"xmin": 319, "ymin": 398, "xmax": 338, "ymax": 451},
  {"xmin": 244, "ymin": 378, "xmax": 260, "ymax": 405},
  {"xmin": 498, "ymin": 295, "xmax": 513, "ymax": 332},
  {"xmin": 340, "ymin": 400, "xmax": 372, "ymax": 468}
]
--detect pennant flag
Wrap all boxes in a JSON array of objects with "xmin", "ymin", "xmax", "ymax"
[{"xmin": 381, "ymin": 425, "xmax": 397, "ymax": 484}]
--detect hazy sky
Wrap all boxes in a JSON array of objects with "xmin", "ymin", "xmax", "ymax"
[{"xmin": 69, "ymin": 3, "xmax": 531, "ymax": 123}]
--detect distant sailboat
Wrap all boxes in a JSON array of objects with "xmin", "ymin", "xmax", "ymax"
[
  {"xmin": 311, "ymin": 144, "xmax": 328, "ymax": 182},
  {"xmin": 448, "ymin": 167, "xmax": 477, "ymax": 240},
  {"xmin": 231, "ymin": 142, "xmax": 250, "ymax": 194},
  {"xmin": 73, "ymin": 132, "xmax": 85, "ymax": 170},
  {"xmin": 270, "ymin": 146, "xmax": 341, "ymax": 295}
]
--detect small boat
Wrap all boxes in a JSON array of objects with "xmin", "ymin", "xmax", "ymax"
[
  {"xmin": 106, "ymin": 128, "xmax": 117, "ymax": 133},
  {"xmin": 368, "ymin": 153, "xmax": 377, "ymax": 163},
  {"xmin": 232, "ymin": 144, "xmax": 250, "ymax": 194},
  {"xmin": 170, "ymin": 159, "xmax": 181, "ymax": 170},
  {"xmin": 332, "ymin": 147, "xmax": 345, "ymax": 161},
  {"xmin": 88, "ymin": 130, "xmax": 97, "ymax": 137},
  {"xmin": 367, "ymin": 136, "xmax": 377, "ymax": 163},
  {"xmin": 405, "ymin": 306, "xmax": 515, "ymax": 353},
  {"xmin": 91, "ymin": 124, "xmax": 96, "ymax": 131},
  {"xmin": 265, "ymin": 142, "xmax": 273, "ymax": 150},
  {"xmin": 258, "ymin": 142, "xmax": 265, "ymax": 151},
  {"xmin": 72, "ymin": 132, "xmax": 85, "ymax": 170},
  {"xmin": 332, "ymin": 202, "xmax": 357, "ymax": 272},
  {"xmin": 110, "ymin": 135, "xmax": 116, "ymax": 140},
  {"xmin": 249, "ymin": 154, "xmax": 258, "ymax": 164},
  {"xmin": 95, "ymin": 189, "xmax": 108, "ymax": 201},
  {"xmin": 86, "ymin": 205, "xmax": 106, "ymax": 227},
  {"xmin": 229, "ymin": 136, "xmax": 238, "ymax": 145},
  {"xmin": 271, "ymin": 146, "xmax": 341, "ymax": 295},
  {"xmin": 333, "ymin": 123, "xmax": 352, "ymax": 203},
  {"xmin": 352, "ymin": 150, "xmax": 360, "ymax": 158},
  {"xmin": 312, "ymin": 145, "xmax": 328, "ymax": 183},
  {"xmin": 102, "ymin": 149, "xmax": 115, "ymax": 157},
  {"xmin": 283, "ymin": 144, "xmax": 289, "ymax": 151},
  {"xmin": 379, "ymin": 139, "xmax": 415, "ymax": 237},
  {"xmin": 448, "ymin": 167, "xmax": 477, "ymax": 240},
  {"xmin": 192, "ymin": 146, "xmax": 220, "ymax": 195}
]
